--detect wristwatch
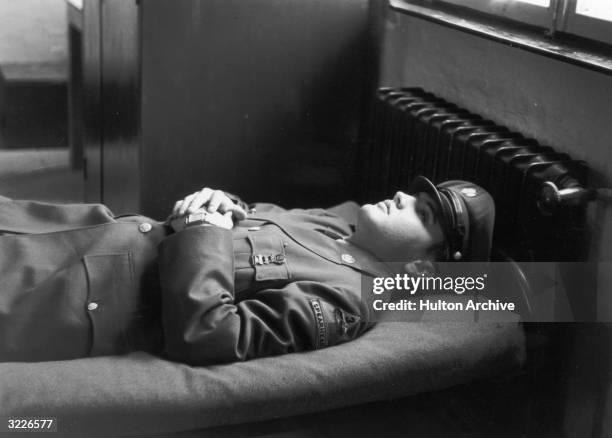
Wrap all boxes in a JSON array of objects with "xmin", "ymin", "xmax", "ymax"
[
  {"xmin": 168, "ymin": 210, "xmax": 231, "ymax": 232},
  {"xmin": 184, "ymin": 211, "xmax": 215, "ymax": 228}
]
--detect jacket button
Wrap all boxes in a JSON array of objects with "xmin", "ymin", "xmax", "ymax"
[
  {"xmin": 87, "ymin": 302, "xmax": 99, "ymax": 311},
  {"xmin": 341, "ymin": 253, "xmax": 355, "ymax": 264},
  {"xmin": 138, "ymin": 222, "xmax": 152, "ymax": 233}
]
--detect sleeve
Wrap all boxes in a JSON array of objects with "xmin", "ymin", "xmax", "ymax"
[
  {"xmin": 158, "ymin": 226, "xmax": 367, "ymax": 366},
  {"xmin": 0, "ymin": 200, "xmax": 117, "ymax": 234}
]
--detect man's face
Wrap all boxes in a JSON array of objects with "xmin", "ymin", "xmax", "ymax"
[{"xmin": 354, "ymin": 191, "xmax": 445, "ymax": 261}]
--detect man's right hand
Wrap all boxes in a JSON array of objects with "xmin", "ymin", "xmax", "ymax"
[{"xmin": 170, "ymin": 188, "xmax": 247, "ymax": 221}]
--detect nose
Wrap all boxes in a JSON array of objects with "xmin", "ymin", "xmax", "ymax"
[{"xmin": 394, "ymin": 191, "xmax": 415, "ymax": 208}]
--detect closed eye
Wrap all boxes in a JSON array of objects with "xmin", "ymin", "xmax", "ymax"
[
  {"xmin": 416, "ymin": 207, "xmax": 428, "ymax": 224},
  {"xmin": 416, "ymin": 197, "xmax": 434, "ymax": 225}
]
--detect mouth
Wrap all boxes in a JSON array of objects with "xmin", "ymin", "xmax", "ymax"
[{"xmin": 377, "ymin": 200, "xmax": 392, "ymax": 214}]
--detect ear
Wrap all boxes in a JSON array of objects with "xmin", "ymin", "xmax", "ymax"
[{"xmin": 403, "ymin": 259, "xmax": 436, "ymax": 277}]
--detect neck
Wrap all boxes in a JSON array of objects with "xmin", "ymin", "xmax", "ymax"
[{"xmin": 343, "ymin": 234, "xmax": 390, "ymax": 263}]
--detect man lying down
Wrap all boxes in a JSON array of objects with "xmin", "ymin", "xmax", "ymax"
[{"xmin": 0, "ymin": 176, "xmax": 494, "ymax": 365}]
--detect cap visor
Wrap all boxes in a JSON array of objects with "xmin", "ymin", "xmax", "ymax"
[{"xmin": 407, "ymin": 176, "xmax": 445, "ymax": 218}]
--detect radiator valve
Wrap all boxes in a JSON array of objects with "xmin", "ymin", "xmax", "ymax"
[{"xmin": 537, "ymin": 181, "xmax": 598, "ymax": 215}]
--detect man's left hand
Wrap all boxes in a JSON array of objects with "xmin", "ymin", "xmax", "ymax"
[{"xmin": 171, "ymin": 188, "xmax": 247, "ymax": 221}]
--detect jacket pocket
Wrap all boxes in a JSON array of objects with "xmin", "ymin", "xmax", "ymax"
[
  {"xmin": 247, "ymin": 233, "xmax": 290, "ymax": 282},
  {"xmin": 83, "ymin": 253, "xmax": 134, "ymax": 356}
]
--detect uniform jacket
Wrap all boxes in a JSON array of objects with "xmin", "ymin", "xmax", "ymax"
[{"xmin": 0, "ymin": 197, "xmax": 388, "ymax": 365}]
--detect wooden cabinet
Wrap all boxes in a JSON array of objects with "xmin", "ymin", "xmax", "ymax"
[{"xmin": 81, "ymin": 0, "xmax": 377, "ymax": 218}]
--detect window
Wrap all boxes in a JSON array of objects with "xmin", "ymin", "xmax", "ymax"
[
  {"xmin": 520, "ymin": 0, "xmax": 550, "ymax": 6},
  {"xmin": 427, "ymin": 0, "xmax": 612, "ymax": 45},
  {"xmin": 564, "ymin": 0, "xmax": 612, "ymax": 44},
  {"xmin": 575, "ymin": 0, "xmax": 612, "ymax": 21},
  {"xmin": 66, "ymin": 0, "xmax": 83, "ymax": 10}
]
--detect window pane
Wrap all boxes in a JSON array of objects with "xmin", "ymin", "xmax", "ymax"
[
  {"xmin": 67, "ymin": 0, "xmax": 83, "ymax": 10},
  {"xmin": 516, "ymin": 0, "xmax": 550, "ymax": 7},
  {"xmin": 576, "ymin": 0, "xmax": 612, "ymax": 22}
]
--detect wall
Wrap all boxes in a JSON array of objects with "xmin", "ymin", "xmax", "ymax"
[
  {"xmin": 136, "ymin": 0, "xmax": 374, "ymax": 217},
  {"xmin": 0, "ymin": 0, "xmax": 68, "ymax": 149},
  {"xmin": 0, "ymin": 0, "xmax": 67, "ymax": 79},
  {"xmin": 377, "ymin": 9, "xmax": 612, "ymax": 437}
]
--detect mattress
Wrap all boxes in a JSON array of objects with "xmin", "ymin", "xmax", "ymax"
[{"xmin": 0, "ymin": 319, "xmax": 524, "ymax": 437}]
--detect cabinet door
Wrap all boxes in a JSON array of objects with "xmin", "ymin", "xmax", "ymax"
[
  {"xmin": 100, "ymin": 0, "xmax": 140, "ymax": 214},
  {"xmin": 82, "ymin": 0, "xmax": 102, "ymax": 203}
]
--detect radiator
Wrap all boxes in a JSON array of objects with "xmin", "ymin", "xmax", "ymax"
[{"xmin": 362, "ymin": 87, "xmax": 591, "ymax": 261}]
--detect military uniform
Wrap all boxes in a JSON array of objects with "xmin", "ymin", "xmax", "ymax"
[{"xmin": 0, "ymin": 198, "xmax": 386, "ymax": 365}]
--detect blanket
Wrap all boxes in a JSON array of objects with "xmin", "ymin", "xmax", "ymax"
[{"xmin": 0, "ymin": 320, "xmax": 524, "ymax": 437}]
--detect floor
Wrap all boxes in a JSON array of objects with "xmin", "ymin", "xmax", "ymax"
[{"xmin": 0, "ymin": 148, "xmax": 83, "ymax": 203}]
